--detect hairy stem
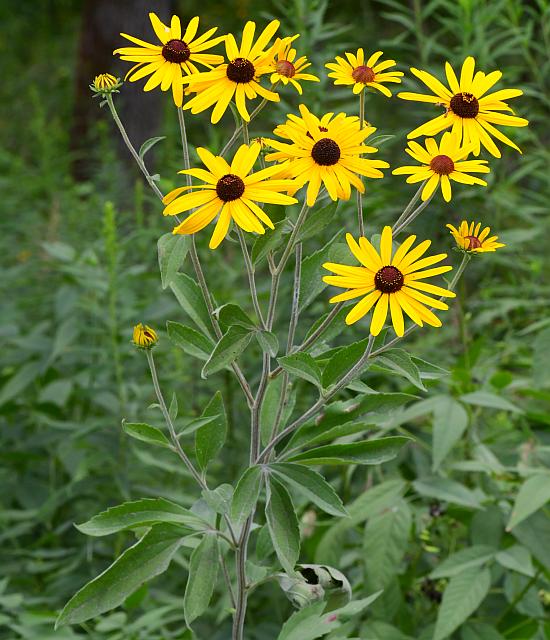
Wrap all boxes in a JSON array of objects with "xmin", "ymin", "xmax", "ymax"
[
  {"xmin": 220, "ymin": 94, "xmax": 271, "ymax": 157},
  {"xmin": 237, "ymin": 227, "xmax": 266, "ymax": 328},
  {"xmin": 393, "ymin": 189, "xmax": 434, "ymax": 235},
  {"xmin": 357, "ymin": 88, "xmax": 366, "ymax": 236}
]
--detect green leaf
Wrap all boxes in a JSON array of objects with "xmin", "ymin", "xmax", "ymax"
[
  {"xmin": 139, "ymin": 136, "xmax": 165, "ymax": 160},
  {"xmin": 413, "ymin": 477, "xmax": 482, "ymax": 509},
  {"xmin": 170, "ymin": 273, "xmax": 213, "ymax": 338},
  {"xmin": 183, "ymin": 533, "xmax": 219, "ymax": 626},
  {"xmin": 216, "ymin": 303, "xmax": 256, "ymax": 329},
  {"xmin": 0, "ymin": 361, "xmax": 42, "ymax": 407},
  {"xmin": 231, "ymin": 466, "xmax": 263, "ymax": 528},
  {"xmin": 201, "ymin": 325, "xmax": 252, "ymax": 378},
  {"xmin": 157, "ymin": 233, "xmax": 190, "ymax": 289},
  {"xmin": 75, "ymin": 498, "xmax": 206, "ymax": 536},
  {"xmin": 461, "ymin": 622, "xmax": 505, "ymax": 640},
  {"xmin": 278, "ymin": 353, "xmax": 323, "ymax": 389},
  {"xmin": 122, "ymin": 421, "xmax": 170, "ymax": 449},
  {"xmin": 252, "ymin": 219, "xmax": 289, "ymax": 264},
  {"xmin": 265, "ymin": 477, "xmax": 300, "ymax": 575},
  {"xmin": 298, "ymin": 201, "xmax": 338, "ymax": 242},
  {"xmin": 177, "ymin": 414, "xmax": 221, "ymax": 437},
  {"xmin": 430, "ymin": 545, "xmax": 496, "ymax": 579},
  {"xmin": 169, "ymin": 393, "xmax": 178, "ymax": 422},
  {"xmin": 202, "ymin": 484, "xmax": 233, "ymax": 515},
  {"xmin": 511, "ymin": 511, "xmax": 550, "ymax": 571},
  {"xmin": 432, "ymin": 395, "xmax": 469, "ymax": 471},
  {"xmin": 276, "ymin": 602, "xmax": 339, "ymax": 640},
  {"xmin": 195, "ymin": 392, "xmax": 227, "ymax": 471},
  {"xmin": 321, "ymin": 338, "xmax": 371, "ymax": 389},
  {"xmin": 363, "ymin": 499, "xmax": 411, "ymax": 590},
  {"xmin": 507, "ymin": 473, "xmax": 550, "ymax": 530},
  {"xmin": 460, "ymin": 391, "xmax": 522, "ymax": 413},
  {"xmin": 495, "ymin": 545, "xmax": 534, "ymax": 577},
  {"xmin": 433, "ymin": 567, "xmax": 491, "ymax": 640},
  {"xmin": 166, "ymin": 321, "xmax": 214, "ymax": 361},
  {"xmin": 269, "ymin": 463, "xmax": 348, "ymax": 517},
  {"xmin": 260, "ymin": 376, "xmax": 285, "ymax": 447},
  {"xmin": 287, "ymin": 436, "xmax": 410, "ymax": 466},
  {"xmin": 56, "ymin": 524, "xmax": 185, "ymax": 627},
  {"xmin": 255, "ymin": 330, "xmax": 279, "ymax": 357},
  {"xmin": 374, "ymin": 349, "xmax": 427, "ymax": 391}
]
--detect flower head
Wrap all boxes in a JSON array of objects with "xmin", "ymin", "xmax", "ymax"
[
  {"xmin": 447, "ymin": 221, "xmax": 505, "ymax": 253},
  {"xmin": 392, "ymin": 131, "xmax": 489, "ymax": 202},
  {"xmin": 326, "ymin": 49, "xmax": 403, "ymax": 96},
  {"xmin": 265, "ymin": 104, "xmax": 389, "ymax": 207},
  {"xmin": 182, "ymin": 20, "xmax": 281, "ymax": 123},
  {"xmin": 269, "ymin": 36, "xmax": 319, "ymax": 94},
  {"xmin": 323, "ymin": 227, "xmax": 456, "ymax": 336},
  {"xmin": 163, "ymin": 142, "xmax": 297, "ymax": 249},
  {"xmin": 398, "ymin": 56, "xmax": 528, "ymax": 157},
  {"xmin": 113, "ymin": 13, "xmax": 225, "ymax": 107},
  {"xmin": 133, "ymin": 323, "xmax": 158, "ymax": 348},
  {"xmin": 90, "ymin": 73, "xmax": 121, "ymax": 95}
]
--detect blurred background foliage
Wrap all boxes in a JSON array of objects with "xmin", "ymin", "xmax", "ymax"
[{"xmin": 0, "ymin": 0, "xmax": 549, "ymax": 638}]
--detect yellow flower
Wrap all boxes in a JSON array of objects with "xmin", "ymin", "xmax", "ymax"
[
  {"xmin": 326, "ymin": 49, "xmax": 403, "ymax": 96},
  {"xmin": 398, "ymin": 56, "xmax": 528, "ymax": 157},
  {"xmin": 163, "ymin": 142, "xmax": 297, "ymax": 249},
  {"xmin": 133, "ymin": 323, "xmax": 158, "ymax": 348},
  {"xmin": 265, "ymin": 104, "xmax": 389, "ymax": 207},
  {"xmin": 323, "ymin": 227, "xmax": 456, "ymax": 337},
  {"xmin": 113, "ymin": 13, "xmax": 225, "ymax": 107},
  {"xmin": 269, "ymin": 36, "xmax": 319, "ymax": 94},
  {"xmin": 90, "ymin": 73, "xmax": 121, "ymax": 94},
  {"xmin": 447, "ymin": 221, "xmax": 505, "ymax": 253},
  {"xmin": 392, "ymin": 131, "xmax": 489, "ymax": 202},
  {"xmin": 182, "ymin": 20, "xmax": 281, "ymax": 123}
]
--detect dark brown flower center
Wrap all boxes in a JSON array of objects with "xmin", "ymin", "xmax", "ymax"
[
  {"xmin": 465, "ymin": 235, "xmax": 482, "ymax": 249},
  {"xmin": 352, "ymin": 65, "xmax": 376, "ymax": 84},
  {"xmin": 375, "ymin": 265, "xmax": 404, "ymax": 293},
  {"xmin": 216, "ymin": 174, "xmax": 245, "ymax": 202},
  {"xmin": 276, "ymin": 59, "xmax": 296, "ymax": 78},
  {"xmin": 162, "ymin": 39, "xmax": 191, "ymax": 64},
  {"xmin": 311, "ymin": 137, "xmax": 340, "ymax": 166},
  {"xmin": 449, "ymin": 92, "xmax": 479, "ymax": 118},
  {"xmin": 227, "ymin": 57, "xmax": 255, "ymax": 83},
  {"xmin": 430, "ymin": 154, "xmax": 454, "ymax": 175}
]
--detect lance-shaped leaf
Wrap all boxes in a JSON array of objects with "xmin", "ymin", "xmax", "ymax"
[
  {"xmin": 231, "ymin": 466, "xmax": 263, "ymax": 528},
  {"xmin": 373, "ymin": 349, "xmax": 427, "ymax": 391},
  {"xmin": 507, "ymin": 473, "xmax": 550, "ymax": 530},
  {"xmin": 269, "ymin": 463, "xmax": 347, "ymax": 517},
  {"xmin": 139, "ymin": 135, "xmax": 165, "ymax": 160},
  {"xmin": 321, "ymin": 338, "xmax": 371, "ymax": 389},
  {"xmin": 157, "ymin": 233, "xmax": 190, "ymax": 289},
  {"xmin": 201, "ymin": 325, "xmax": 252, "ymax": 378},
  {"xmin": 167, "ymin": 321, "xmax": 214, "ymax": 361},
  {"xmin": 215, "ymin": 303, "xmax": 256, "ymax": 329},
  {"xmin": 195, "ymin": 392, "xmax": 227, "ymax": 470},
  {"xmin": 286, "ymin": 436, "xmax": 410, "ymax": 466},
  {"xmin": 170, "ymin": 273, "xmax": 213, "ymax": 338},
  {"xmin": 122, "ymin": 421, "xmax": 170, "ymax": 449},
  {"xmin": 56, "ymin": 524, "xmax": 185, "ymax": 627},
  {"xmin": 431, "ymin": 395, "xmax": 469, "ymax": 471},
  {"xmin": 278, "ymin": 353, "xmax": 323, "ymax": 389},
  {"xmin": 183, "ymin": 533, "xmax": 219, "ymax": 626},
  {"xmin": 265, "ymin": 477, "xmax": 300, "ymax": 575},
  {"xmin": 76, "ymin": 498, "xmax": 207, "ymax": 537}
]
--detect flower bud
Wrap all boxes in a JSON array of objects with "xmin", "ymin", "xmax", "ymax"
[
  {"xmin": 132, "ymin": 323, "xmax": 158, "ymax": 349},
  {"xmin": 90, "ymin": 73, "xmax": 122, "ymax": 96}
]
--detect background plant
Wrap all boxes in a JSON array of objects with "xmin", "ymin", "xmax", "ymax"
[{"xmin": 1, "ymin": 1, "xmax": 549, "ymax": 639}]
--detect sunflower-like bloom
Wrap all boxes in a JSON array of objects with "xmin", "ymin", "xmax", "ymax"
[
  {"xmin": 113, "ymin": 13, "xmax": 225, "ymax": 107},
  {"xmin": 398, "ymin": 57, "xmax": 528, "ymax": 157},
  {"xmin": 182, "ymin": 20, "xmax": 281, "ymax": 123},
  {"xmin": 269, "ymin": 36, "xmax": 319, "ymax": 94},
  {"xmin": 323, "ymin": 227, "xmax": 455, "ymax": 336},
  {"xmin": 133, "ymin": 323, "xmax": 158, "ymax": 348},
  {"xmin": 163, "ymin": 143, "xmax": 297, "ymax": 249},
  {"xmin": 392, "ymin": 131, "xmax": 489, "ymax": 202},
  {"xmin": 325, "ymin": 49, "xmax": 404, "ymax": 96},
  {"xmin": 265, "ymin": 104, "xmax": 389, "ymax": 207},
  {"xmin": 447, "ymin": 221, "xmax": 505, "ymax": 253}
]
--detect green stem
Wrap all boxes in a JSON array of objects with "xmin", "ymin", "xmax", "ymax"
[
  {"xmin": 392, "ymin": 181, "xmax": 426, "ymax": 231},
  {"xmin": 393, "ymin": 186, "xmax": 433, "ymax": 235},
  {"xmin": 275, "ymin": 200, "xmax": 310, "ymax": 275},
  {"xmin": 220, "ymin": 93, "xmax": 271, "ymax": 157},
  {"xmin": 237, "ymin": 227, "xmax": 266, "ymax": 328}
]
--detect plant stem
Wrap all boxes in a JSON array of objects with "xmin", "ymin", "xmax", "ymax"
[
  {"xmin": 258, "ymin": 335, "xmax": 375, "ymax": 462},
  {"xmin": 106, "ymin": 94, "xmax": 164, "ymax": 201},
  {"xmin": 237, "ymin": 227, "xmax": 266, "ymax": 328},
  {"xmin": 275, "ymin": 200, "xmax": 309, "ymax": 275},
  {"xmin": 220, "ymin": 94, "xmax": 271, "ymax": 157},
  {"xmin": 393, "ymin": 189, "xmax": 434, "ymax": 235},
  {"xmin": 269, "ymin": 303, "xmax": 343, "ymax": 379},
  {"xmin": 391, "ymin": 181, "xmax": 425, "ymax": 231},
  {"xmin": 357, "ymin": 88, "xmax": 366, "ymax": 237}
]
